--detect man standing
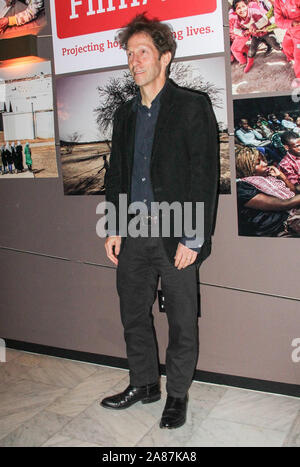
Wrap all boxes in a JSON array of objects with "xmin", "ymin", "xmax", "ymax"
[
  {"xmin": 101, "ymin": 14, "xmax": 218, "ymax": 429},
  {"xmin": 274, "ymin": 0, "xmax": 300, "ymax": 85},
  {"xmin": 279, "ymin": 131, "xmax": 300, "ymax": 191}
]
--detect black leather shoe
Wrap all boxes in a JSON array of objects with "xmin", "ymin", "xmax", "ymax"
[
  {"xmin": 100, "ymin": 383, "xmax": 161, "ymax": 410},
  {"xmin": 160, "ymin": 395, "xmax": 188, "ymax": 429}
]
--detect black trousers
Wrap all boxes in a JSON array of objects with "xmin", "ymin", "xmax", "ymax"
[
  {"xmin": 248, "ymin": 34, "xmax": 281, "ymax": 58},
  {"xmin": 116, "ymin": 236, "xmax": 199, "ymax": 398}
]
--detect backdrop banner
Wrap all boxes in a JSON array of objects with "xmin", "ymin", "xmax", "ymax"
[{"xmin": 49, "ymin": 0, "xmax": 224, "ymax": 74}]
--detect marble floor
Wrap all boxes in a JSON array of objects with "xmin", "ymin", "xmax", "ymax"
[{"xmin": 0, "ymin": 348, "xmax": 299, "ymax": 447}]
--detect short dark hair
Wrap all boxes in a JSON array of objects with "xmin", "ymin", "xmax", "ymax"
[
  {"xmin": 116, "ymin": 13, "xmax": 177, "ymax": 77},
  {"xmin": 232, "ymin": 0, "xmax": 248, "ymax": 11},
  {"xmin": 281, "ymin": 131, "xmax": 299, "ymax": 146}
]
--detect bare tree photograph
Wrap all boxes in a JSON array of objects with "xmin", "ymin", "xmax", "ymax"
[{"xmin": 56, "ymin": 56, "xmax": 229, "ymax": 195}]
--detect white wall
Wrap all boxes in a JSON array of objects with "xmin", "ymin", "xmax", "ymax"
[
  {"xmin": 3, "ymin": 110, "xmax": 54, "ymax": 140},
  {"xmin": 3, "ymin": 113, "xmax": 34, "ymax": 141}
]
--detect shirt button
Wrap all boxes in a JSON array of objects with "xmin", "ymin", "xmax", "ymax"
[
  {"xmin": 142, "ymin": 177, "xmax": 146, "ymax": 182},
  {"xmin": 148, "ymin": 113, "xmax": 151, "ymax": 117}
]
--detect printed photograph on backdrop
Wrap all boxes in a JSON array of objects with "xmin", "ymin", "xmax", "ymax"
[
  {"xmin": 56, "ymin": 55, "xmax": 230, "ymax": 196},
  {"xmin": 228, "ymin": 0, "xmax": 300, "ymax": 95},
  {"xmin": 0, "ymin": 58, "xmax": 58, "ymax": 179},
  {"xmin": 0, "ymin": 0, "xmax": 46, "ymax": 39},
  {"xmin": 234, "ymin": 94, "xmax": 300, "ymax": 237}
]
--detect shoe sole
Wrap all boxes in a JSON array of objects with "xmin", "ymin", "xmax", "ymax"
[{"xmin": 159, "ymin": 418, "xmax": 186, "ymax": 429}]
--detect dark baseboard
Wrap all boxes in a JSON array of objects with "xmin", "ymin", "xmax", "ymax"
[{"xmin": 5, "ymin": 339, "xmax": 300, "ymax": 398}]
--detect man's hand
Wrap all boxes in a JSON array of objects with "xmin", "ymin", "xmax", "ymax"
[
  {"xmin": 0, "ymin": 18, "xmax": 9, "ymax": 34},
  {"xmin": 174, "ymin": 243, "xmax": 197, "ymax": 270},
  {"xmin": 268, "ymin": 166, "xmax": 281, "ymax": 177},
  {"xmin": 105, "ymin": 236, "xmax": 122, "ymax": 266}
]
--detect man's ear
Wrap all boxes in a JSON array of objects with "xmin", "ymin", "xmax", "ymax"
[
  {"xmin": 161, "ymin": 51, "xmax": 172, "ymax": 69},
  {"xmin": 283, "ymin": 144, "xmax": 289, "ymax": 152}
]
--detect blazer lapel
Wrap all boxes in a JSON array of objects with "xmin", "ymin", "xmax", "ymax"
[
  {"xmin": 125, "ymin": 104, "xmax": 137, "ymax": 182},
  {"xmin": 151, "ymin": 81, "xmax": 176, "ymax": 168}
]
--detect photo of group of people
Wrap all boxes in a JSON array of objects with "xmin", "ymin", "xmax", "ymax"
[
  {"xmin": 0, "ymin": 0, "xmax": 45, "ymax": 39},
  {"xmin": 1, "ymin": 141, "xmax": 32, "ymax": 174},
  {"xmin": 0, "ymin": 59, "xmax": 58, "ymax": 179},
  {"xmin": 234, "ymin": 95, "xmax": 300, "ymax": 237},
  {"xmin": 228, "ymin": 0, "xmax": 300, "ymax": 95}
]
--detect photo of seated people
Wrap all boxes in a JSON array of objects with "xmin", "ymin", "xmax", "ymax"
[
  {"xmin": 229, "ymin": 0, "xmax": 300, "ymax": 95},
  {"xmin": 234, "ymin": 95, "xmax": 300, "ymax": 237},
  {"xmin": 0, "ymin": 0, "xmax": 45, "ymax": 39}
]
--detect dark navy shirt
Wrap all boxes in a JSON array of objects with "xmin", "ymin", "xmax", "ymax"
[{"xmin": 130, "ymin": 88, "xmax": 162, "ymax": 212}]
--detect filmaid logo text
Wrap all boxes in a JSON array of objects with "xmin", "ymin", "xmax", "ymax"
[
  {"xmin": 54, "ymin": 0, "xmax": 217, "ymax": 39},
  {"xmin": 69, "ymin": 0, "xmax": 148, "ymax": 20}
]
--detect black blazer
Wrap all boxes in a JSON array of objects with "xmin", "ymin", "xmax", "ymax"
[{"xmin": 105, "ymin": 79, "xmax": 219, "ymax": 266}]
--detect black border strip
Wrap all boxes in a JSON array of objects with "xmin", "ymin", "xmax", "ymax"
[{"xmin": 5, "ymin": 339, "xmax": 300, "ymax": 398}]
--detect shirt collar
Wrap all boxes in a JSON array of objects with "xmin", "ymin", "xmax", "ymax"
[{"xmin": 132, "ymin": 80, "xmax": 168, "ymax": 111}]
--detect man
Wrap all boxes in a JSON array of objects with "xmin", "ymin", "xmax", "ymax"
[
  {"xmin": 281, "ymin": 112, "xmax": 297, "ymax": 130},
  {"xmin": 274, "ymin": 0, "xmax": 300, "ymax": 86},
  {"xmin": 0, "ymin": 0, "xmax": 44, "ymax": 33},
  {"xmin": 279, "ymin": 131, "xmax": 300, "ymax": 191},
  {"xmin": 236, "ymin": 118, "xmax": 271, "ymax": 146},
  {"xmin": 294, "ymin": 116, "xmax": 300, "ymax": 135},
  {"xmin": 101, "ymin": 14, "xmax": 218, "ymax": 429}
]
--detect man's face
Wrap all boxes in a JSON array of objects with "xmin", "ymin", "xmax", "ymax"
[
  {"xmin": 126, "ymin": 32, "xmax": 169, "ymax": 90},
  {"xmin": 286, "ymin": 138, "xmax": 300, "ymax": 158},
  {"xmin": 241, "ymin": 119, "xmax": 249, "ymax": 130},
  {"xmin": 235, "ymin": 2, "xmax": 248, "ymax": 18}
]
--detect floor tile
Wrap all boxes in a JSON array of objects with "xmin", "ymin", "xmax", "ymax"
[
  {"xmin": 15, "ymin": 352, "xmax": 47, "ymax": 368},
  {"xmin": 0, "ymin": 360, "xmax": 33, "ymax": 385},
  {"xmin": 46, "ymin": 367, "xmax": 127, "ymax": 418},
  {"xmin": 184, "ymin": 416, "xmax": 287, "ymax": 447},
  {"xmin": 42, "ymin": 433, "xmax": 102, "ymax": 447},
  {"xmin": 207, "ymin": 387, "xmax": 300, "ymax": 432},
  {"xmin": 23, "ymin": 355, "xmax": 99, "ymax": 389},
  {"xmin": 0, "ymin": 411, "xmax": 71, "ymax": 447},
  {"xmin": 56, "ymin": 396, "xmax": 160, "ymax": 447},
  {"xmin": 0, "ymin": 379, "xmax": 68, "ymax": 440},
  {"xmin": 3, "ymin": 348, "xmax": 23, "ymax": 363},
  {"xmin": 283, "ymin": 409, "xmax": 300, "ymax": 447}
]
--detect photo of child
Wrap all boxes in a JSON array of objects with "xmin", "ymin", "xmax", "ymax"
[{"xmin": 229, "ymin": 0, "xmax": 300, "ymax": 94}]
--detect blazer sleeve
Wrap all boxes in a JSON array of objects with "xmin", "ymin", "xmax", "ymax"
[
  {"xmin": 104, "ymin": 108, "xmax": 122, "ymax": 236},
  {"xmin": 185, "ymin": 94, "xmax": 219, "ymax": 262}
]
